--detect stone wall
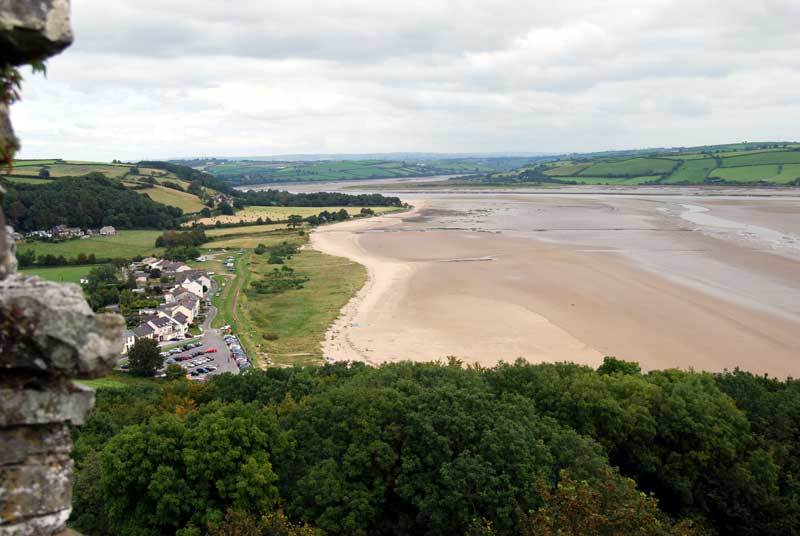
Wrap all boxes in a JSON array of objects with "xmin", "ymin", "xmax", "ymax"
[{"xmin": 0, "ymin": 2, "xmax": 124, "ymax": 534}]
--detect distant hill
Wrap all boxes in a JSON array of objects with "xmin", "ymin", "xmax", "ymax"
[
  {"xmin": 1, "ymin": 173, "xmax": 182, "ymax": 232},
  {"xmin": 3, "ymin": 159, "xmax": 226, "ymax": 213},
  {"xmin": 468, "ymin": 142, "xmax": 800, "ymax": 186},
  {"xmin": 173, "ymin": 156, "xmax": 551, "ymax": 186}
]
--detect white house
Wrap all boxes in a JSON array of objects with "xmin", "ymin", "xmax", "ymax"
[
  {"xmin": 99, "ymin": 226, "xmax": 116, "ymax": 236},
  {"xmin": 179, "ymin": 280, "xmax": 204, "ymax": 298},
  {"xmin": 122, "ymin": 330, "xmax": 136, "ymax": 354},
  {"xmin": 154, "ymin": 312, "xmax": 188, "ymax": 339},
  {"xmin": 141, "ymin": 315, "xmax": 186, "ymax": 342},
  {"xmin": 175, "ymin": 270, "xmax": 211, "ymax": 291},
  {"xmin": 158, "ymin": 302, "xmax": 195, "ymax": 324}
]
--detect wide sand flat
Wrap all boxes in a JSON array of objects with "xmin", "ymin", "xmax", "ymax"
[{"xmin": 311, "ymin": 193, "xmax": 800, "ymax": 376}]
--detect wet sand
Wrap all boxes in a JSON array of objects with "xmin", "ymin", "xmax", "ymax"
[{"xmin": 311, "ymin": 192, "xmax": 800, "ymax": 376}]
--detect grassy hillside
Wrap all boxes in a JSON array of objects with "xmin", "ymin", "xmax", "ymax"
[
  {"xmin": 6, "ymin": 160, "xmax": 211, "ymax": 214},
  {"xmin": 578, "ymin": 157, "xmax": 677, "ymax": 177},
  {"xmin": 193, "ymin": 157, "xmax": 534, "ymax": 185},
  {"xmin": 472, "ymin": 142, "xmax": 800, "ymax": 186},
  {"xmin": 20, "ymin": 264, "xmax": 97, "ymax": 283},
  {"xmin": 139, "ymin": 185, "xmax": 206, "ymax": 212},
  {"xmin": 18, "ymin": 230, "xmax": 163, "ymax": 261}
]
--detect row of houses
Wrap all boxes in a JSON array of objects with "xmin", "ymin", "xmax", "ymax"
[
  {"xmin": 123, "ymin": 259, "xmax": 213, "ymax": 352},
  {"xmin": 25, "ymin": 225, "xmax": 116, "ymax": 241}
]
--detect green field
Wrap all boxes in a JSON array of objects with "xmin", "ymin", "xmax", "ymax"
[
  {"xmin": 20, "ymin": 264, "xmax": 96, "ymax": 283},
  {"xmin": 566, "ymin": 175, "xmax": 662, "ymax": 185},
  {"xmin": 192, "ymin": 205, "xmax": 398, "ymax": 226},
  {"xmin": 578, "ymin": 157, "xmax": 676, "ymax": 177},
  {"xmin": 11, "ymin": 162, "xmax": 132, "ymax": 178},
  {"xmin": 720, "ymin": 151, "xmax": 800, "ymax": 167},
  {"xmin": 709, "ymin": 164, "xmax": 800, "ymax": 183},
  {"xmin": 139, "ymin": 186, "xmax": 205, "ymax": 213},
  {"xmin": 664, "ymin": 158, "xmax": 718, "ymax": 183},
  {"xmin": 18, "ymin": 230, "xmax": 163, "ymax": 261},
  {"xmin": 204, "ymin": 223, "xmax": 289, "ymax": 237},
  {"xmin": 543, "ymin": 162, "xmax": 592, "ymax": 176},
  {"xmin": 206, "ymin": 230, "xmax": 305, "ymax": 250},
  {"xmin": 200, "ymin": 226, "xmax": 364, "ymax": 366},
  {"xmin": 464, "ymin": 142, "xmax": 800, "ymax": 186},
  {"xmin": 76, "ymin": 372, "xmax": 162, "ymax": 390},
  {"xmin": 239, "ymin": 246, "xmax": 365, "ymax": 365}
]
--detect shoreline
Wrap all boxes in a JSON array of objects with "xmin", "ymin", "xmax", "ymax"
[
  {"xmin": 310, "ymin": 202, "xmax": 426, "ymax": 364},
  {"xmin": 310, "ymin": 193, "xmax": 800, "ymax": 376}
]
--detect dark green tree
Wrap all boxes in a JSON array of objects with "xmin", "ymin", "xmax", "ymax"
[
  {"xmin": 127, "ymin": 338, "xmax": 162, "ymax": 377},
  {"xmin": 287, "ymin": 214, "xmax": 303, "ymax": 229}
]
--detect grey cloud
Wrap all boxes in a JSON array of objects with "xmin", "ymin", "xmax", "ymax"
[{"xmin": 10, "ymin": 0, "xmax": 800, "ymax": 159}]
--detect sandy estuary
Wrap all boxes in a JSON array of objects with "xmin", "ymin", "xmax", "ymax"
[{"xmin": 310, "ymin": 190, "xmax": 800, "ymax": 376}]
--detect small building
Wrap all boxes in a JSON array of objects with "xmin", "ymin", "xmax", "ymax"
[
  {"xmin": 99, "ymin": 226, "xmax": 116, "ymax": 236},
  {"xmin": 122, "ymin": 330, "xmax": 136, "ymax": 354},
  {"xmin": 133, "ymin": 323, "xmax": 155, "ymax": 340},
  {"xmin": 179, "ymin": 280, "xmax": 204, "ymax": 298}
]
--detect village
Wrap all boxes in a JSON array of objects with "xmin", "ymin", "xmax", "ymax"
[
  {"xmin": 116, "ymin": 256, "xmax": 251, "ymax": 379},
  {"xmin": 22, "ymin": 224, "xmax": 118, "ymax": 241}
]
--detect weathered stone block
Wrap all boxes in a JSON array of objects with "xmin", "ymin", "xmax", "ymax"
[
  {"xmin": 0, "ymin": 380, "xmax": 94, "ymax": 426},
  {"xmin": 0, "ymin": 0, "xmax": 73, "ymax": 65},
  {"xmin": 0, "ymin": 275, "xmax": 124, "ymax": 377},
  {"xmin": 0, "ymin": 509, "xmax": 71, "ymax": 536},
  {"xmin": 0, "ymin": 424, "xmax": 71, "ymax": 466},
  {"xmin": 0, "ymin": 455, "xmax": 72, "ymax": 533}
]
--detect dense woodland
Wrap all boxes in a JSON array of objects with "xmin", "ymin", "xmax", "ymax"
[
  {"xmin": 239, "ymin": 189, "xmax": 403, "ymax": 208},
  {"xmin": 2, "ymin": 173, "xmax": 182, "ymax": 231},
  {"xmin": 70, "ymin": 359, "xmax": 800, "ymax": 536}
]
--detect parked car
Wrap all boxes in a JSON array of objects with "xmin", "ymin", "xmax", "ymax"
[
  {"xmin": 205, "ymin": 348, "xmax": 217, "ymax": 353},
  {"xmin": 164, "ymin": 358, "xmax": 176, "ymax": 365},
  {"xmin": 206, "ymin": 366, "xmax": 217, "ymax": 372},
  {"xmin": 190, "ymin": 370, "xmax": 200, "ymax": 376}
]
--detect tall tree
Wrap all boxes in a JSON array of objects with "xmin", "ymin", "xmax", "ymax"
[{"xmin": 127, "ymin": 338, "xmax": 162, "ymax": 377}]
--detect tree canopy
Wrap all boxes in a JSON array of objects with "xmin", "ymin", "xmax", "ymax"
[
  {"xmin": 69, "ymin": 358, "xmax": 800, "ymax": 535},
  {"xmin": 1, "ymin": 173, "xmax": 181, "ymax": 231}
]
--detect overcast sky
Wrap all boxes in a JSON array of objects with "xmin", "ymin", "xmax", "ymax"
[{"xmin": 12, "ymin": 0, "xmax": 800, "ymax": 161}]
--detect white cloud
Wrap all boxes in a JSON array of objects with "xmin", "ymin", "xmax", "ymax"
[{"xmin": 10, "ymin": 0, "xmax": 800, "ymax": 160}]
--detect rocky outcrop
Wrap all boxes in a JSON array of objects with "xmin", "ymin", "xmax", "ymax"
[
  {"xmin": 0, "ymin": 1, "xmax": 123, "ymax": 534},
  {"xmin": 0, "ymin": 0, "xmax": 73, "ymax": 66}
]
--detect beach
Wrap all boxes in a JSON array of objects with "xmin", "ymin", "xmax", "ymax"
[{"xmin": 311, "ymin": 191, "xmax": 800, "ymax": 376}]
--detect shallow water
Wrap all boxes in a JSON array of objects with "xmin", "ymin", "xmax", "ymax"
[{"xmin": 310, "ymin": 186, "xmax": 800, "ymax": 374}]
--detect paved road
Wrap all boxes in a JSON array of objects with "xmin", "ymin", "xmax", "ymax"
[{"xmin": 198, "ymin": 281, "xmax": 238, "ymax": 377}]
